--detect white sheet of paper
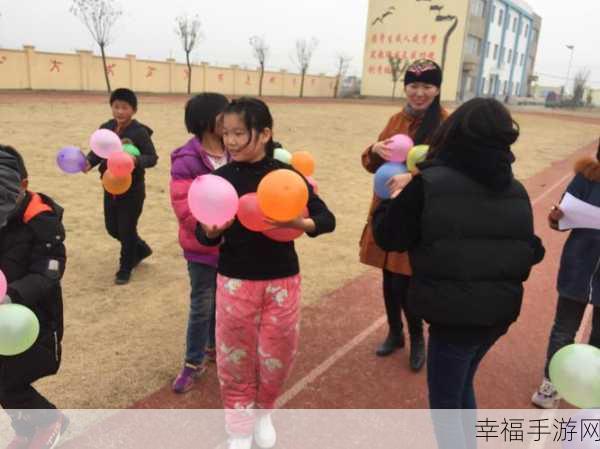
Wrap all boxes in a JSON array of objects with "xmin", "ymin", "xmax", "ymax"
[{"xmin": 558, "ymin": 192, "xmax": 600, "ymax": 230}]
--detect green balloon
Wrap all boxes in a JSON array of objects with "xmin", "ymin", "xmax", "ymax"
[
  {"xmin": 0, "ymin": 304, "xmax": 40, "ymax": 356},
  {"xmin": 274, "ymin": 148, "xmax": 292, "ymax": 165},
  {"xmin": 122, "ymin": 143, "xmax": 141, "ymax": 158},
  {"xmin": 549, "ymin": 343, "xmax": 600, "ymax": 409},
  {"xmin": 406, "ymin": 145, "xmax": 429, "ymax": 173}
]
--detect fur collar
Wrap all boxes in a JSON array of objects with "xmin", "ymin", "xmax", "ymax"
[{"xmin": 575, "ymin": 157, "xmax": 600, "ymax": 182}]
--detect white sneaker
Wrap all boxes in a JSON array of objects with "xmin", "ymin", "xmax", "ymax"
[
  {"xmin": 254, "ymin": 414, "xmax": 277, "ymax": 449},
  {"xmin": 227, "ymin": 435, "xmax": 253, "ymax": 449},
  {"xmin": 531, "ymin": 378, "xmax": 560, "ymax": 409}
]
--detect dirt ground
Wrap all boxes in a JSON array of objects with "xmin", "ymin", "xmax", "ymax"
[{"xmin": 0, "ymin": 92, "xmax": 599, "ymax": 408}]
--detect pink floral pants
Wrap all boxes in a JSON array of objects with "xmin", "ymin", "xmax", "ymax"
[{"xmin": 216, "ymin": 274, "xmax": 301, "ymax": 435}]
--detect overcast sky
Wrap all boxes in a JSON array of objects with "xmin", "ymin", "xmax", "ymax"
[{"xmin": 0, "ymin": 0, "xmax": 598, "ymax": 87}]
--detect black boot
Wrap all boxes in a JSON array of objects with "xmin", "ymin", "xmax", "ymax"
[
  {"xmin": 409, "ymin": 336, "xmax": 426, "ymax": 372},
  {"xmin": 375, "ymin": 332, "xmax": 405, "ymax": 357}
]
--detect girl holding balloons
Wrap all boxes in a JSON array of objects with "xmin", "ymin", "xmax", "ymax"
[
  {"xmin": 359, "ymin": 59, "xmax": 447, "ymax": 371},
  {"xmin": 0, "ymin": 145, "xmax": 68, "ymax": 449},
  {"xmin": 84, "ymin": 88, "xmax": 158, "ymax": 285},
  {"xmin": 169, "ymin": 93, "xmax": 230, "ymax": 394},
  {"xmin": 194, "ymin": 98, "xmax": 335, "ymax": 449}
]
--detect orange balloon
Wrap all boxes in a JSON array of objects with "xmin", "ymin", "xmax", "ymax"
[
  {"xmin": 257, "ymin": 169, "xmax": 309, "ymax": 222},
  {"xmin": 102, "ymin": 171, "xmax": 132, "ymax": 195},
  {"xmin": 291, "ymin": 151, "xmax": 315, "ymax": 177}
]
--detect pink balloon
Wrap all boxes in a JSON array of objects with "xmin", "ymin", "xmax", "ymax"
[
  {"xmin": 262, "ymin": 207, "xmax": 309, "ymax": 242},
  {"xmin": 387, "ymin": 134, "xmax": 414, "ymax": 163},
  {"xmin": 89, "ymin": 129, "xmax": 122, "ymax": 159},
  {"xmin": 237, "ymin": 193, "xmax": 271, "ymax": 232},
  {"xmin": 188, "ymin": 174, "xmax": 239, "ymax": 227},
  {"xmin": 306, "ymin": 176, "xmax": 319, "ymax": 195},
  {"xmin": 0, "ymin": 270, "xmax": 6, "ymax": 298},
  {"xmin": 107, "ymin": 151, "xmax": 135, "ymax": 177}
]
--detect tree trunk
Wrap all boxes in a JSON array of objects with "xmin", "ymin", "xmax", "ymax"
[
  {"xmin": 392, "ymin": 80, "xmax": 397, "ymax": 100},
  {"xmin": 100, "ymin": 44, "xmax": 112, "ymax": 94},
  {"xmin": 186, "ymin": 52, "xmax": 192, "ymax": 95},
  {"xmin": 300, "ymin": 69, "xmax": 306, "ymax": 98},
  {"xmin": 259, "ymin": 63, "xmax": 264, "ymax": 97},
  {"xmin": 441, "ymin": 18, "xmax": 458, "ymax": 72},
  {"xmin": 334, "ymin": 75, "xmax": 340, "ymax": 98}
]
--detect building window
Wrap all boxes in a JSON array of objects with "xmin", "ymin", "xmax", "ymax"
[
  {"xmin": 507, "ymin": 49, "xmax": 512, "ymax": 64},
  {"xmin": 489, "ymin": 75, "xmax": 496, "ymax": 95},
  {"xmin": 467, "ymin": 35, "xmax": 482, "ymax": 56},
  {"xmin": 520, "ymin": 53, "xmax": 525, "ymax": 66},
  {"xmin": 486, "ymin": 41, "xmax": 491, "ymax": 58},
  {"xmin": 503, "ymin": 80, "xmax": 508, "ymax": 94},
  {"xmin": 513, "ymin": 17, "xmax": 518, "ymax": 32},
  {"xmin": 524, "ymin": 23, "xmax": 529, "ymax": 38},
  {"xmin": 493, "ymin": 44, "xmax": 499, "ymax": 60},
  {"xmin": 498, "ymin": 9, "xmax": 504, "ymax": 26},
  {"xmin": 471, "ymin": 0, "xmax": 486, "ymax": 17}
]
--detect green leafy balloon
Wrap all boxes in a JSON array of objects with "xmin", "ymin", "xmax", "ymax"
[
  {"xmin": 274, "ymin": 148, "xmax": 292, "ymax": 165},
  {"xmin": 122, "ymin": 143, "xmax": 141, "ymax": 158},
  {"xmin": 0, "ymin": 304, "xmax": 40, "ymax": 356},
  {"xmin": 549, "ymin": 343, "xmax": 600, "ymax": 409}
]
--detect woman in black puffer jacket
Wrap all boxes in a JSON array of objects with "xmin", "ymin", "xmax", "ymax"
[{"xmin": 373, "ymin": 98, "xmax": 545, "ymax": 449}]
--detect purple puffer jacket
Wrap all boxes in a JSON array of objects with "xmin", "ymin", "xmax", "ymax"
[{"xmin": 170, "ymin": 137, "xmax": 229, "ymax": 266}]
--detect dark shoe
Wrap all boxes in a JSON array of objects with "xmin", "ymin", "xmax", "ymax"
[
  {"xmin": 115, "ymin": 269, "xmax": 131, "ymax": 285},
  {"xmin": 409, "ymin": 337, "xmax": 426, "ymax": 372},
  {"xmin": 133, "ymin": 242, "xmax": 153, "ymax": 268},
  {"xmin": 27, "ymin": 413, "xmax": 69, "ymax": 449},
  {"xmin": 375, "ymin": 333, "xmax": 405, "ymax": 357}
]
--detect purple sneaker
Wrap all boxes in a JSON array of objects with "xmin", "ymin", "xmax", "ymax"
[{"xmin": 172, "ymin": 362, "xmax": 206, "ymax": 394}]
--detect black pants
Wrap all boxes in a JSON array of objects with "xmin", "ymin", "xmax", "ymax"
[
  {"xmin": 382, "ymin": 269, "xmax": 423, "ymax": 339},
  {"xmin": 0, "ymin": 337, "xmax": 60, "ymax": 436},
  {"xmin": 544, "ymin": 296, "xmax": 600, "ymax": 378},
  {"xmin": 104, "ymin": 187, "xmax": 149, "ymax": 271}
]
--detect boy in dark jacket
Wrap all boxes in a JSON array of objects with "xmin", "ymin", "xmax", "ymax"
[
  {"xmin": 0, "ymin": 145, "xmax": 68, "ymax": 449},
  {"xmin": 84, "ymin": 88, "xmax": 158, "ymax": 285}
]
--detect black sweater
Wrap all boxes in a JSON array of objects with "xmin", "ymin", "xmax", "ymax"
[
  {"xmin": 196, "ymin": 157, "xmax": 336, "ymax": 280},
  {"xmin": 87, "ymin": 119, "xmax": 158, "ymax": 189}
]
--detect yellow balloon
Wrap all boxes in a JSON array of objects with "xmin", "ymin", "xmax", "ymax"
[{"xmin": 406, "ymin": 145, "xmax": 430, "ymax": 173}]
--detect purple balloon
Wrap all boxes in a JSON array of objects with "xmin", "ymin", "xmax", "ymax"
[{"xmin": 57, "ymin": 146, "xmax": 86, "ymax": 174}]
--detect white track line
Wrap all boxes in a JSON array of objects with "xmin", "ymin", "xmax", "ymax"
[{"xmin": 278, "ymin": 168, "xmax": 586, "ymax": 409}]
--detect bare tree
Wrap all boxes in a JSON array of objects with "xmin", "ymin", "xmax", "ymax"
[
  {"xmin": 175, "ymin": 14, "xmax": 202, "ymax": 95},
  {"xmin": 249, "ymin": 36, "xmax": 269, "ymax": 97},
  {"xmin": 572, "ymin": 69, "xmax": 590, "ymax": 106},
  {"xmin": 388, "ymin": 56, "xmax": 409, "ymax": 100},
  {"xmin": 294, "ymin": 37, "xmax": 318, "ymax": 98},
  {"xmin": 333, "ymin": 54, "xmax": 352, "ymax": 98},
  {"xmin": 70, "ymin": 0, "xmax": 122, "ymax": 93}
]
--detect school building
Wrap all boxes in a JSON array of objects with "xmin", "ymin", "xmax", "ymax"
[{"xmin": 361, "ymin": 0, "xmax": 542, "ymax": 102}]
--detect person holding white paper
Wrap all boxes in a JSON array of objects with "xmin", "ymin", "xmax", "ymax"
[{"xmin": 532, "ymin": 142, "xmax": 600, "ymax": 409}]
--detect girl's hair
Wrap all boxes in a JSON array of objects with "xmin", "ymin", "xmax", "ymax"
[
  {"xmin": 427, "ymin": 97, "xmax": 519, "ymax": 159},
  {"xmin": 185, "ymin": 93, "xmax": 229, "ymax": 138},
  {"xmin": 224, "ymin": 97, "xmax": 276, "ymax": 158},
  {"xmin": 413, "ymin": 95, "xmax": 443, "ymax": 146}
]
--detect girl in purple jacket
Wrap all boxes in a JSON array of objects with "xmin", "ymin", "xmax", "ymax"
[{"xmin": 169, "ymin": 93, "xmax": 229, "ymax": 393}]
